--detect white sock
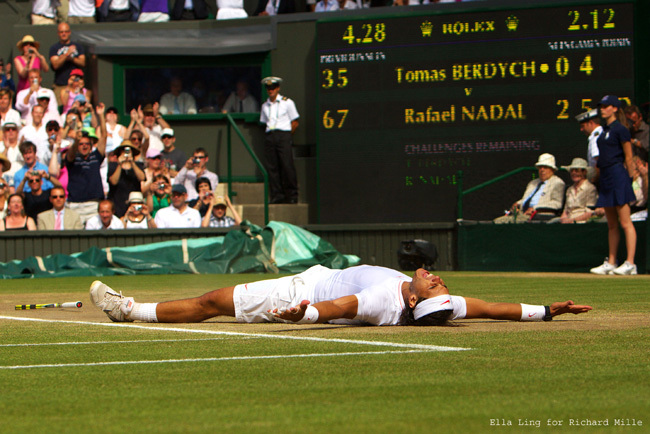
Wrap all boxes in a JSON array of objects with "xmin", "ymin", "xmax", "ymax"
[
  {"xmin": 128, "ymin": 303, "xmax": 159, "ymax": 322},
  {"xmin": 520, "ymin": 304, "xmax": 546, "ymax": 321}
]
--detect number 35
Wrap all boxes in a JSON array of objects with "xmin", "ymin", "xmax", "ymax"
[{"xmin": 322, "ymin": 68, "xmax": 349, "ymax": 89}]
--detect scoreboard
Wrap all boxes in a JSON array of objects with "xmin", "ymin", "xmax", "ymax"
[{"xmin": 316, "ymin": 1, "xmax": 635, "ymax": 223}]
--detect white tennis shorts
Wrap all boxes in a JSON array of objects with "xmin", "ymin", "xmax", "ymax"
[{"xmin": 233, "ymin": 265, "xmax": 331, "ymax": 323}]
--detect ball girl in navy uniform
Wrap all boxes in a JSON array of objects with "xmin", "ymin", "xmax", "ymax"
[{"xmin": 590, "ymin": 95, "xmax": 638, "ymax": 275}]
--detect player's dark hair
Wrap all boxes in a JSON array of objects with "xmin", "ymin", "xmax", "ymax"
[{"xmin": 399, "ymin": 298, "xmax": 453, "ymax": 326}]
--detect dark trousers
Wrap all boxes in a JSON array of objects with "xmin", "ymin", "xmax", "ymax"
[
  {"xmin": 264, "ymin": 130, "xmax": 298, "ymax": 203},
  {"xmin": 104, "ymin": 9, "xmax": 132, "ymax": 21}
]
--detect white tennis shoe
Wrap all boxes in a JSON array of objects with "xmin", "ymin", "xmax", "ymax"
[
  {"xmin": 612, "ymin": 261, "xmax": 637, "ymax": 276},
  {"xmin": 90, "ymin": 280, "xmax": 135, "ymax": 322},
  {"xmin": 590, "ymin": 259, "xmax": 616, "ymax": 275}
]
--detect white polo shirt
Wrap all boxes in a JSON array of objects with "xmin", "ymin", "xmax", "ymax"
[
  {"xmin": 85, "ymin": 214, "xmax": 124, "ymax": 230},
  {"xmin": 260, "ymin": 94, "xmax": 299, "ymax": 132},
  {"xmin": 154, "ymin": 204, "xmax": 201, "ymax": 228}
]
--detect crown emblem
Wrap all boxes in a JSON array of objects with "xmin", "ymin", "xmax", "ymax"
[
  {"xmin": 505, "ymin": 15, "xmax": 519, "ymax": 31},
  {"xmin": 420, "ymin": 21, "xmax": 433, "ymax": 37}
]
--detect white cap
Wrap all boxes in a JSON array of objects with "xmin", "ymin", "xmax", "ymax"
[
  {"xmin": 161, "ymin": 128, "xmax": 174, "ymax": 137},
  {"xmin": 36, "ymin": 89, "xmax": 50, "ymax": 99}
]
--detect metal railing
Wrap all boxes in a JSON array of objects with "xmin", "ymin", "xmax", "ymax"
[
  {"xmin": 224, "ymin": 114, "xmax": 269, "ymax": 225},
  {"xmin": 456, "ymin": 167, "xmax": 538, "ymax": 220}
]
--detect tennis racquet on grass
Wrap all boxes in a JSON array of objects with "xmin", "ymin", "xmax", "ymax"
[{"xmin": 15, "ymin": 301, "xmax": 83, "ymax": 310}]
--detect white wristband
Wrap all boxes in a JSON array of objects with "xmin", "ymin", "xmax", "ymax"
[
  {"xmin": 520, "ymin": 304, "xmax": 546, "ymax": 321},
  {"xmin": 296, "ymin": 305, "xmax": 319, "ymax": 324}
]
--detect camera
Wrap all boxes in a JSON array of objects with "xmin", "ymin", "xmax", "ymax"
[
  {"xmin": 158, "ymin": 183, "xmax": 166, "ymax": 189},
  {"xmin": 124, "ymin": 147, "xmax": 132, "ymax": 156},
  {"xmin": 192, "ymin": 157, "xmax": 201, "ymax": 165},
  {"xmin": 29, "ymin": 48, "xmax": 35, "ymax": 54},
  {"xmin": 30, "ymin": 171, "xmax": 40, "ymax": 177},
  {"xmin": 32, "ymin": 79, "xmax": 38, "ymax": 84},
  {"xmin": 73, "ymin": 77, "xmax": 80, "ymax": 82},
  {"xmin": 134, "ymin": 204, "xmax": 143, "ymax": 211},
  {"xmin": 49, "ymin": 134, "xmax": 57, "ymax": 141}
]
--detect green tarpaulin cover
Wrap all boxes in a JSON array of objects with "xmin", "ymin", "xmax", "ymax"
[{"xmin": 0, "ymin": 221, "xmax": 360, "ymax": 279}]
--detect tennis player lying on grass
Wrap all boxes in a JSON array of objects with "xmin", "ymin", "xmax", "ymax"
[{"xmin": 90, "ymin": 265, "xmax": 592, "ymax": 326}]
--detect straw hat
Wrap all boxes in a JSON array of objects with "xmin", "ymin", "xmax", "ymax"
[
  {"xmin": 17, "ymin": 35, "xmax": 40, "ymax": 50},
  {"xmin": 0, "ymin": 153, "xmax": 11, "ymax": 172}
]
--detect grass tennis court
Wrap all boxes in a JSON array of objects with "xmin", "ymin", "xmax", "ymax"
[{"xmin": 1, "ymin": 272, "xmax": 648, "ymax": 433}]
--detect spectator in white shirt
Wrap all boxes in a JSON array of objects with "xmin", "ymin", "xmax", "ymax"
[
  {"xmin": 85, "ymin": 199, "xmax": 125, "ymax": 230},
  {"xmin": 18, "ymin": 105, "xmax": 51, "ymax": 164},
  {"xmin": 154, "ymin": 184, "xmax": 201, "ymax": 228},
  {"xmin": 15, "ymin": 69, "xmax": 58, "ymax": 121},
  {"xmin": 159, "ymin": 77, "xmax": 197, "ymax": 115}
]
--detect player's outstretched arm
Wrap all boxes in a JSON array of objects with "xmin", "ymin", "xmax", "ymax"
[
  {"xmin": 464, "ymin": 298, "xmax": 592, "ymax": 321},
  {"xmin": 271, "ymin": 295, "xmax": 358, "ymax": 324}
]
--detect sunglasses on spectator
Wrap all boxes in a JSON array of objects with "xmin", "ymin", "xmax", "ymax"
[
  {"xmin": 130, "ymin": 137, "xmax": 142, "ymax": 142},
  {"xmin": 0, "ymin": 183, "xmax": 6, "ymax": 188},
  {"xmin": 28, "ymin": 178, "xmax": 42, "ymax": 183},
  {"xmin": 50, "ymin": 195, "xmax": 65, "ymax": 199},
  {"xmin": 4, "ymin": 127, "xmax": 17, "ymax": 131}
]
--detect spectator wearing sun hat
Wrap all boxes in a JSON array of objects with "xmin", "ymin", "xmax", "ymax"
[
  {"xmin": 14, "ymin": 35, "xmax": 50, "ymax": 94},
  {"xmin": 122, "ymin": 191, "xmax": 157, "ymax": 229},
  {"xmin": 154, "ymin": 184, "xmax": 201, "ymax": 228},
  {"xmin": 0, "ymin": 153, "xmax": 13, "ymax": 193},
  {"xmin": 494, "ymin": 153, "xmax": 566, "ymax": 223},
  {"xmin": 550, "ymin": 158, "xmax": 599, "ymax": 224},
  {"xmin": 108, "ymin": 140, "xmax": 146, "ymax": 217}
]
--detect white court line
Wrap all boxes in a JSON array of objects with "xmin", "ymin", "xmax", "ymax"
[
  {"xmin": 0, "ymin": 315, "xmax": 470, "ymax": 352},
  {"xmin": 0, "ymin": 338, "xmax": 260, "ymax": 348},
  {"xmin": 0, "ymin": 350, "xmax": 432, "ymax": 370}
]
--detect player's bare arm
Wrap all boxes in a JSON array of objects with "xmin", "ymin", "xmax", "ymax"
[{"xmin": 271, "ymin": 295, "xmax": 358, "ymax": 323}]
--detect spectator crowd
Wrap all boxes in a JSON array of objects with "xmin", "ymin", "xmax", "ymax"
[
  {"xmin": 30, "ymin": 0, "xmax": 478, "ymax": 25},
  {"xmin": 0, "ymin": 26, "xmax": 243, "ymax": 232}
]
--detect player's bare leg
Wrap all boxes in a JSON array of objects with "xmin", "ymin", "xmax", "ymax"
[
  {"xmin": 91, "ymin": 281, "xmax": 236, "ymax": 323},
  {"xmin": 464, "ymin": 298, "xmax": 592, "ymax": 321},
  {"xmin": 155, "ymin": 287, "xmax": 237, "ymax": 323}
]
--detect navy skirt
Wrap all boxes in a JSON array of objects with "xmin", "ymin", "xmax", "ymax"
[{"xmin": 596, "ymin": 163, "xmax": 636, "ymax": 207}]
